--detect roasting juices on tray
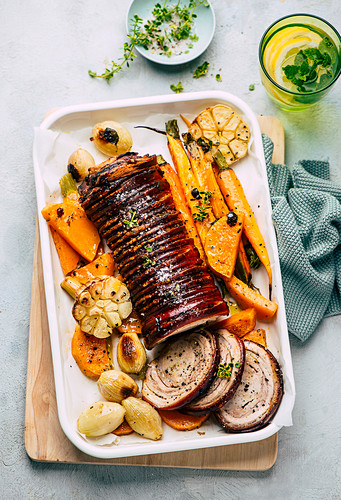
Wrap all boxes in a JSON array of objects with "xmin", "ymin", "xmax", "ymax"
[
  {"xmin": 41, "ymin": 108, "xmax": 283, "ymax": 441},
  {"xmin": 259, "ymin": 14, "xmax": 341, "ymax": 110}
]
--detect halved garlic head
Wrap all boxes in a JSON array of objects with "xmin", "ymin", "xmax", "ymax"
[
  {"xmin": 117, "ymin": 332, "xmax": 147, "ymax": 374},
  {"xmin": 188, "ymin": 104, "xmax": 250, "ymax": 165},
  {"xmin": 72, "ymin": 276, "xmax": 132, "ymax": 339},
  {"xmin": 122, "ymin": 397, "xmax": 163, "ymax": 441},
  {"xmin": 97, "ymin": 370, "xmax": 138, "ymax": 403},
  {"xmin": 92, "ymin": 120, "xmax": 133, "ymax": 156},
  {"xmin": 77, "ymin": 401, "xmax": 125, "ymax": 436}
]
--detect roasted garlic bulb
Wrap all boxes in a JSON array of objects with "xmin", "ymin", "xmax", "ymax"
[
  {"xmin": 186, "ymin": 104, "xmax": 250, "ymax": 165},
  {"xmin": 67, "ymin": 148, "xmax": 95, "ymax": 181},
  {"xmin": 64, "ymin": 276, "xmax": 132, "ymax": 339},
  {"xmin": 117, "ymin": 332, "xmax": 147, "ymax": 374},
  {"xmin": 77, "ymin": 401, "xmax": 125, "ymax": 436},
  {"xmin": 97, "ymin": 370, "xmax": 138, "ymax": 403},
  {"xmin": 92, "ymin": 120, "xmax": 133, "ymax": 156},
  {"xmin": 122, "ymin": 397, "xmax": 163, "ymax": 441}
]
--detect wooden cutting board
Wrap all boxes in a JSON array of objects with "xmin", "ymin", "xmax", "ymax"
[{"xmin": 25, "ymin": 116, "xmax": 284, "ymax": 469}]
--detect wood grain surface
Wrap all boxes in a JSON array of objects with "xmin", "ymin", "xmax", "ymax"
[{"xmin": 25, "ymin": 116, "xmax": 284, "ymax": 469}]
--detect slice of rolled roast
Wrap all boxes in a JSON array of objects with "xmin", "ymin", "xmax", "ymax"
[
  {"xmin": 214, "ymin": 340, "xmax": 283, "ymax": 433},
  {"xmin": 142, "ymin": 329, "xmax": 219, "ymax": 410},
  {"xmin": 184, "ymin": 330, "xmax": 245, "ymax": 414},
  {"xmin": 80, "ymin": 154, "xmax": 228, "ymax": 349}
]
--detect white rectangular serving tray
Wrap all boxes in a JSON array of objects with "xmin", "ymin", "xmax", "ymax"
[{"xmin": 33, "ymin": 91, "xmax": 295, "ymax": 459}]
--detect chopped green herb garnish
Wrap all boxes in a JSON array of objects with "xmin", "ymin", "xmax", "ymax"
[
  {"xmin": 145, "ymin": 245, "xmax": 153, "ymax": 252},
  {"xmin": 123, "ymin": 209, "xmax": 138, "ymax": 229},
  {"xmin": 143, "ymin": 255, "xmax": 156, "ymax": 268},
  {"xmin": 249, "ymin": 83, "xmax": 255, "ymax": 91},
  {"xmin": 170, "ymin": 82, "xmax": 184, "ymax": 94},
  {"xmin": 217, "ymin": 362, "xmax": 241, "ymax": 378},
  {"xmin": 215, "ymin": 73, "xmax": 222, "ymax": 82},
  {"xmin": 197, "ymin": 137, "xmax": 213, "ymax": 153},
  {"xmin": 193, "ymin": 190, "xmax": 212, "ymax": 222},
  {"xmin": 193, "ymin": 61, "xmax": 210, "ymax": 78}
]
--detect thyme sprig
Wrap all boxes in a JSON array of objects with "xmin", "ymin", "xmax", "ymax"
[
  {"xmin": 217, "ymin": 362, "xmax": 242, "ymax": 379},
  {"xmin": 123, "ymin": 209, "xmax": 138, "ymax": 229},
  {"xmin": 193, "ymin": 61, "xmax": 210, "ymax": 78},
  {"xmin": 192, "ymin": 190, "xmax": 212, "ymax": 222}
]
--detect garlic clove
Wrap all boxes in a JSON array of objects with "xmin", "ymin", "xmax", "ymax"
[
  {"xmin": 97, "ymin": 370, "xmax": 138, "ymax": 403},
  {"xmin": 121, "ymin": 397, "xmax": 163, "ymax": 441},
  {"xmin": 77, "ymin": 401, "xmax": 125, "ymax": 436}
]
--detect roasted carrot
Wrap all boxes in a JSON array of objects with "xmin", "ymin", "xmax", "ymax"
[
  {"xmin": 184, "ymin": 135, "xmax": 228, "ymax": 219},
  {"xmin": 158, "ymin": 157, "xmax": 206, "ymax": 262},
  {"xmin": 113, "ymin": 419, "xmax": 134, "ymax": 436},
  {"xmin": 50, "ymin": 227, "xmax": 83, "ymax": 275},
  {"xmin": 243, "ymin": 328, "xmax": 267, "ymax": 347},
  {"xmin": 158, "ymin": 410, "xmax": 210, "ymax": 431},
  {"xmin": 204, "ymin": 213, "xmax": 244, "ymax": 280},
  {"xmin": 71, "ymin": 325, "xmax": 110, "ymax": 380},
  {"xmin": 225, "ymin": 276, "xmax": 278, "ymax": 321},
  {"xmin": 166, "ymin": 125, "xmax": 214, "ymax": 244},
  {"xmin": 213, "ymin": 151, "xmax": 272, "ymax": 296},
  {"xmin": 213, "ymin": 308, "xmax": 257, "ymax": 337},
  {"xmin": 70, "ymin": 253, "xmax": 115, "ymax": 284}
]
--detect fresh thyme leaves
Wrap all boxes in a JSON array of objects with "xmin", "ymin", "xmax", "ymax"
[
  {"xmin": 282, "ymin": 37, "xmax": 335, "ymax": 92},
  {"xmin": 193, "ymin": 61, "xmax": 210, "ymax": 78},
  {"xmin": 89, "ymin": 1, "xmax": 209, "ymax": 82},
  {"xmin": 170, "ymin": 82, "xmax": 184, "ymax": 93},
  {"xmin": 143, "ymin": 255, "xmax": 156, "ymax": 268},
  {"xmin": 192, "ymin": 190, "xmax": 212, "ymax": 222},
  {"xmin": 248, "ymin": 83, "xmax": 255, "ymax": 91},
  {"xmin": 215, "ymin": 73, "xmax": 222, "ymax": 82},
  {"xmin": 99, "ymin": 127, "xmax": 119, "ymax": 144},
  {"xmin": 197, "ymin": 137, "xmax": 212, "ymax": 153},
  {"xmin": 145, "ymin": 245, "xmax": 153, "ymax": 252},
  {"xmin": 217, "ymin": 362, "xmax": 242, "ymax": 379},
  {"xmin": 123, "ymin": 209, "xmax": 138, "ymax": 229}
]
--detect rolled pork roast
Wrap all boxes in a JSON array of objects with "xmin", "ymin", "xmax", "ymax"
[{"xmin": 79, "ymin": 153, "xmax": 228, "ymax": 349}]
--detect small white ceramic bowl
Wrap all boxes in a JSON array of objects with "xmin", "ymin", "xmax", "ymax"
[{"xmin": 126, "ymin": 0, "xmax": 215, "ymax": 65}]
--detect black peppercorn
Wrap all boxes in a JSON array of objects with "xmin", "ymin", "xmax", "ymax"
[
  {"xmin": 191, "ymin": 188, "xmax": 201, "ymax": 200},
  {"xmin": 226, "ymin": 211, "xmax": 238, "ymax": 226}
]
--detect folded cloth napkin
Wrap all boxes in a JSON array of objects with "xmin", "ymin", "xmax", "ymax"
[{"xmin": 262, "ymin": 134, "xmax": 341, "ymax": 341}]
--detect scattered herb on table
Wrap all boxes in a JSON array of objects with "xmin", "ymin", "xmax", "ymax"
[
  {"xmin": 248, "ymin": 83, "xmax": 255, "ymax": 91},
  {"xmin": 89, "ymin": 1, "xmax": 209, "ymax": 82},
  {"xmin": 170, "ymin": 82, "xmax": 184, "ymax": 93},
  {"xmin": 193, "ymin": 61, "xmax": 210, "ymax": 78},
  {"xmin": 282, "ymin": 38, "xmax": 335, "ymax": 92},
  {"xmin": 215, "ymin": 73, "xmax": 222, "ymax": 82}
]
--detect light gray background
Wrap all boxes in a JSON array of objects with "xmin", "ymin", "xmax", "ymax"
[{"xmin": 1, "ymin": 1, "xmax": 340, "ymax": 499}]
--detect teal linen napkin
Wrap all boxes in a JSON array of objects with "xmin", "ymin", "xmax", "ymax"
[{"xmin": 262, "ymin": 134, "xmax": 341, "ymax": 341}]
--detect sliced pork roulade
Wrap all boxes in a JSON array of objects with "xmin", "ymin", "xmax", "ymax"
[
  {"xmin": 184, "ymin": 330, "xmax": 245, "ymax": 414},
  {"xmin": 215, "ymin": 340, "xmax": 283, "ymax": 432},
  {"xmin": 142, "ymin": 329, "xmax": 219, "ymax": 410}
]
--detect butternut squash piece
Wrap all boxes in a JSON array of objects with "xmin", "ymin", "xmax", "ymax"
[
  {"xmin": 71, "ymin": 325, "xmax": 110, "ymax": 380},
  {"xmin": 113, "ymin": 419, "xmax": 134, "ymax": 436},
  {"xmin": 213, "ymin": 151, "xmax": 272, "ymax": 295},
  {"xmin": 70, "ymin": 253, "xmax": 115, "ymax": 284},
  {"xmin": 225, "ymin": 276, "xmax": 278, "ymax": 321},
  {"xmin": 158, "ymin": 157, "xmax": 205, "ymax": 262},
  {"xmin": 49, "ymin": 227, "xmax": 83, "ymax": 275},
  {"xmin": 204, "ymin": 213, "xmax": 244, "ymax": 280},
  {"xmin": 213, "ymin": 308, "xmax": 257, "ymax": 337},
  {"xmin": 159, "ymin": 410, "xmax": 209, "ymax": 431},
  {"xmin": 42, "ymin": 201, "xmax": 100, "ymax": 261},
  {"xmin": 243, "ymin": 328, "xmax": 267, "ymax": 347}
]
